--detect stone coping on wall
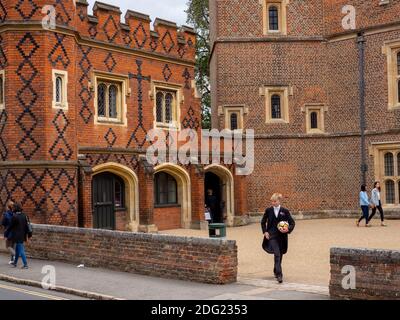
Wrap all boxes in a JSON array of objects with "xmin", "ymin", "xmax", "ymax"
[
  {"xmin": 30, "ymin": 224, "xmax": 236, "ymax": 247},
  {"xmin": 21, "ymin": 224, "xmax": 238, "ymax": 285},
  {"xmin": 330, "ymin": 247, "xmax": 400, "ymax": 300}
]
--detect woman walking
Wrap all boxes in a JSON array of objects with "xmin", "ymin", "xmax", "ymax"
[
  {"xmin": 357, "ymin": 185, "xmax": 371, "ymax": 227},
  {"xmin": 1, "ymin": 201, "xmax": 16, "ymax": 263},
  {"xmin": 368, "ymin": 181, "xmax": 387, "ymax": 227},
  {"xmin": 9, "ymin": 203, "xmax": 29, "ymax": 269}
]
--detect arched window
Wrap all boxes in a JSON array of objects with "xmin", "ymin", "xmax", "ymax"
[
  {"xmin": 97, "ymin": 83, "xmax": 107, "ymax": 117},
  {"xmin": 230, "ymin": 113, "xmax": 238, "ymax": 130},
  {"xmin": 310, "ymin": 112, "xmax": 318, "ymax": 129},
  {"xmin": 385, "ymin": 180, "xmax": 395, "ymax": 204},
  {"xmin": 154, "ymin": 172, "xmax": 178, "ymax": 205},
  {"xmin": 55, "ymin": 76, "xmax": 63, "ymax": 104},
  {"xmin": 269, "ymin": 6, "xmax": 279, "ymax": 31},
  {"xmin": 271, "ymin": 94, "xmax": 281, "ymax": 119},
  {"xmin": 384, "ymin": 152, "xmax": 394, "ymax": 176},
  {"xmin": 165, "ymin": 93, "xmax": 173, "ymax": 123},
  {"xmin": 156, "ymin": 92, "xmax": 163, "ymax": 122},
  {"xmin": 108, "ymin": 85, "xmax": 117, "ymax": 118}
]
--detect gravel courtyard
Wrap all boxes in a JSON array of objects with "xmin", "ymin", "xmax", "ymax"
[{"xmin": 161, "ymin": 219, "xmax": 400, "ymax": 286}]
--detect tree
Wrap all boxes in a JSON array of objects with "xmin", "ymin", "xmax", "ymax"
[{"xmin": 186, "ymin": 0, "xmax": 211, "ymax": 129}]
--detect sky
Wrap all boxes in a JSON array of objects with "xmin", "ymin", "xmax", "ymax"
[{"xmin": 86, "ymin": 0, "xmax": 190, "ymax": 27}]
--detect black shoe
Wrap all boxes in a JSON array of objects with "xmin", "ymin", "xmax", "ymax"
[{"xmin": 277, "ymin": 275, "xmax": 283, "ymax": 283}]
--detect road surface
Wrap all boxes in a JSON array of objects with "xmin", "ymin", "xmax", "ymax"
[{"xmin": 0, "ymin": 280, "xmax": 87, "ymax": 300}]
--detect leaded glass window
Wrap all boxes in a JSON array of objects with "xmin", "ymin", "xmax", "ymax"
[
  {"xmin": 108, "ymin": 85, "xmax": 117, "ymax": 118},
  {"xmin": 384, "ymin": 152, "xmax": 394, "ymax": 176},
  {"xmin": 269, "ymin": 6, "xmax": 279, "ymax": 31},
  {"xmin": 271, "ymin": 94, "xmax": 281, "ymax": 119},
  {"xmin": 230, "ymin": 113, "xmax": 238, "ymax": 130},
  {"xmin": 97, "ymin": 83, "xmax": 107, "ymax": 117},
  {"xmin": 385, "ymin": 180, "xmax": 395, "ymax": 204},
  {"xmin": 310, "ymin": 112, "xmax": 318, "ymax": 129}
]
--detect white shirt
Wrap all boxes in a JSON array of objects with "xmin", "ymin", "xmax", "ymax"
[{"xmin": 273, "ymin": 205, "xmax": 281, "ymax": 218}]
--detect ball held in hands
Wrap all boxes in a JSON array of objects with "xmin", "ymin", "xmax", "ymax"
[{"xmin": 278, "ymin": 221, "xmax": 289, "ymax": 233}]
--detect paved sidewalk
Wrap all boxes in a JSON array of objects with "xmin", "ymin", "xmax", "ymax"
[
  {"xmin": 163, "ymin": 219, "xmax": 400, "ymax": 285},
  {"xmin": 0, "ymin": 255, "xmax": 329, "ymax": 300}
]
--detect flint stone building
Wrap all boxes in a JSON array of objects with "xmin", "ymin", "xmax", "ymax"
[
  {"xmin": 210, "ymin": 0, "xmax": 400, "ymax": 217},
  {"xmin": 0, "ymin": 0, "xmax": 248, "ymax": 232}
]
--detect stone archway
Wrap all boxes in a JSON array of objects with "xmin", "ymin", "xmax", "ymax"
[
  {"xmin": 204, "ymin": 164, "xmax": 235, "ymax": 227},
  {"xmin": 92, "ymin": 162, "xmax": 139, "ymax": 231},
  {"xmin": 154, "ymin": 163, "xmax": 192, "ymax": 229}
]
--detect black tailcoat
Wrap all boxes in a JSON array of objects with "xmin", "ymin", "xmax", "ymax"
[{"xmin": 261, "ymin": 207, "xmax": 295, "ymax": 255}]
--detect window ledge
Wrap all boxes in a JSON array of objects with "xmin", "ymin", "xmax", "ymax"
[
  {"xmin": 97, "ymin": 118, "xmax": 125, "ymax": 126},
  {"xmin": 266, "ymin": 119, "xmax": 289, "ymax": 124},
  {"xmin": 154, "ymin": 204, "xmax": 181, "ymax": 208},
  {"xmin": 52, "ymin": 102, "xmax": 69, "ymax": 110},
  {"xmin": 307, "ymin": 129, "xmax": 326, "ymax": 135},
  {"xmin": 156, "ymin": 122, "xmax": 180, "ymax": 130}
]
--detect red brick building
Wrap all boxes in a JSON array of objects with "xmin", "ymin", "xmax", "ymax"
[
  {"xmin": 0, "ymin": 0, "xmax": 248, "ymax": 232},
  {"xmin": 210, "ymin": 0, "xmax": 400, "ymax": 217}
]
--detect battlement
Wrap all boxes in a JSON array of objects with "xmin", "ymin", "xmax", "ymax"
[{"xmin": 0, "ymin": 0, "xmax": 196, "ymax": 61}]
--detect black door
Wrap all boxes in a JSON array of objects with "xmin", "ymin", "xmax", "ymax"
[
  {"xmin": 205, "ymin": 172, "xmax": 223, "ymax": 223},
  {"xmin": 93, "ymin": 173, "xmax": 116, "ymax": 230}
]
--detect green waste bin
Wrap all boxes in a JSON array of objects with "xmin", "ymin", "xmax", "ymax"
[{"xmin": 208, "ymin": 223, "xmax": 226, "ymax": 238}]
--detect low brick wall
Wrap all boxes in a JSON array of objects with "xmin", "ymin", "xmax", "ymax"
[
  {"xmin": 22, "ymin": 224, "xmax": 237, "ymax": 284},
  {"xmin": 330, "ymin": 247, "xmax": 400, "ymax": 300}
]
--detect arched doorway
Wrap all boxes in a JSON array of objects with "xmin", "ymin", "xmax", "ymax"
[
  {"xmin": 92, "ymin": 172, "xmax": 124, "ymax": 230},
  {"xmin": 92, "ymin": 162, "xmax": 139, "ymax": 231},
  {"xmin": 204, "ymin": 164, "xmax": 235, "ymax": 226},
  {"xmin": 154, "ymin": 163, "xmax": 192, "ymax": 229},
  {"xmin": 205, "ymin": 172, "xmax": 223, "ymax": 223}
]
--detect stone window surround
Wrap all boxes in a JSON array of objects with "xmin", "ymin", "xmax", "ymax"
[
  {"xmin": 260, "ymin": 85, "xmax": 291, "ymax": 124},
  {"xmin": 52, "ymin": 69, "xmax": 69, "ymax": 110},
  {"xmin": 301, "ymin": 103, "xmax": 328, "ymax": 134},
  {"xmin": 383, "ymin": 40, "xmax": 400, "ymax": 110},
  {"xmin": 218, "ymin": 105, "xmax": 248, "ymax": 131},
  {"xmin": 0, "ymin": 69, "xmax": 4, "ymax": 110},
  {"xmin": 369, "ymin": 142, "xmax": 400, "ymax": 207},
  {"xmin": 92, "ymin": 71, "xmax": 129, "ymax": 126},
  {"xmin": 261, "ymin": 0, "xmax": 289, "ymax": 36},
  {"xmin": 150, "ymin": 81, "xmax": 183, "ymax": 131}
]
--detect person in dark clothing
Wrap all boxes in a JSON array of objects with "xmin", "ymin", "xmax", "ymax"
[
  {"xmin": 205, "ymin": 189, "xmax": 218, "ymax": 223},
  {"xmin": 9, "ymin": 203, "xmax": 29, "ymax": 269},
  {"xmin": 261, "ymin": 193, "xmax": 295, "ymax": 284},
  {"xmin": 1, "ymin": 201, "xmax": 16, "ymax": 264}
]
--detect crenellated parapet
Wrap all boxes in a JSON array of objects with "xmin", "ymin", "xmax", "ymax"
[
  {"xmin": 77, "ymin": 0, "xmax": 196, "ymax": 61},
  {"xmin": 0, "ymin": 0, "xmax": 196, "ymax": 61}
]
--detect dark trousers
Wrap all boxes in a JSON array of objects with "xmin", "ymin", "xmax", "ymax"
[
  {"xmin": 269, "ymin": 238, "xmax": 283, "ymax": 277},
  {"xmin": 358, "ymin": 206, "xmax": 369, "ymax": 224},
  {"xmin": 368, "ymin": 201, "xmax": 384, "ymax": 222}
]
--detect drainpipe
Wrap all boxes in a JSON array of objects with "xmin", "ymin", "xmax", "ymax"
[{"xmin": 357, "ymin": 33, "xmax": 367, "ymax": 186}]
